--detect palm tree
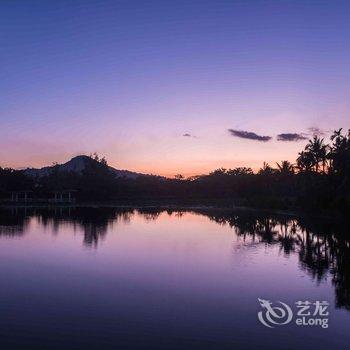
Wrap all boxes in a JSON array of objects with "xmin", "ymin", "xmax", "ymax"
[
  {"xmin": 329, "ymin": 128, "xmax": 350, "ymax": 175},
  {"xmin": 258, "ymin": 162, "xmax": 275, "ymax": 176},
  {"xmin": 305, "ymin": 136, "xmax": 328, "ymax": 173},
  {"xmin": 296, "ymin": 151, "xmax": 313, "ymax": 172},
  {"xmin": 276, "ymin": 160, "xmax": 294, "ymax": 175}
]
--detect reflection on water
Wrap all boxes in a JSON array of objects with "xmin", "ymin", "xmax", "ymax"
[
  {"xmin": 202, "ymin": 210, "xmax": 350, "ymax": 310},
  {"xmin": 0, "ymin": 206, "xmax": 349, "ymax": 349}
]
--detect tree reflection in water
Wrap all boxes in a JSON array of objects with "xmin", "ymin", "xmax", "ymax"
[
  {"xmin": 0, "ymin": 206, "xmax": 349, "ymax": 309},
  {"xmin": 201, "ymin": 209, "xmax": 350, "ymax": 310}
]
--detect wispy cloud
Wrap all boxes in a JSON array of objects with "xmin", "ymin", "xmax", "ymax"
[
  {"xmin": 308, "ymin": 127, "xmax": 326, "ymax": 137},
  {"xmin": 183, "ymin": 133, "xmax": 198, "ymax": 138},
  {"xmin": 228, "ymin": 129, "xmax": 272, "ymax": 142},
  {"xmin": 277, "ymin": 133, "xmax": 308, "ymax": 142}
]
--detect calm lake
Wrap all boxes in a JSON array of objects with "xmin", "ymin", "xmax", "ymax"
[{"xmin": 0, "ymin": 207, "xmax": 349, "ymax": 349}]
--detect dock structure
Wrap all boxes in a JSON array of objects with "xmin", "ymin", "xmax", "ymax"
[
  {"xmin": 9, "ymin": 191, "xmax": 33, "ymax": 203},
  {"xmin": 2, "ymin": 190, "xmax": 77, "ymax": 204},
  {"xmin": 50, "ymin": 190, "xmax": 77, "ymax": 204}
]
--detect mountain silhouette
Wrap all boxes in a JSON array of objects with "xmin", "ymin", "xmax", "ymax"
[{"xmin": 24, "ymin": 155, "xmax": 143, "ymax": 179}]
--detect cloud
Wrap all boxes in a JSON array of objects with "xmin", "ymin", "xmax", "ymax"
[
  {"xmin": 308, "ymin": 127, "xmax": 326, "ymax": 137},
  {"xmin": 183, "ymin": 133, "xmax": 198, "ymax": 138},
  {"xmin": 228, "ymin": 129, "xmax": 272, "ymax": 142},
  {"xmin": 277, "ymin": 133, "xmax": 308, "ymax": 142}
]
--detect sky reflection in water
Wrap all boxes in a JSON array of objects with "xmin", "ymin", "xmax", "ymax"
[{"xmin": 0, "ymin": 207, "xmax": 349, "ymax": 350}]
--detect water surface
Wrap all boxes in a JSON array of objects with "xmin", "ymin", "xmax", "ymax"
[{"xmin": 0, "ymin": 207, "xmax": 349, "ymax": 349}]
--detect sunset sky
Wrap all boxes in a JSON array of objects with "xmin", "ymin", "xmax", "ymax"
[{"xmin": 1, "ymin": 0, "xmax": 350, "ymax": 177}]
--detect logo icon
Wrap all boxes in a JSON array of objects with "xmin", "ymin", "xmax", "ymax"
[{"xmin": 257, "ymin": 298, "xmax": 293, "ymax": 328}]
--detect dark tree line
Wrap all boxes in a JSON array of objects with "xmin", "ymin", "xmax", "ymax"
[{"xmin": 0, "ymin": 129, "xmax": 349, "ymax": 213}]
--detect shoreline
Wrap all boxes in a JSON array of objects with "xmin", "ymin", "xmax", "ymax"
[{"xmin": 0, "ymin": 201, "xmax": 340, "ymax": 221}]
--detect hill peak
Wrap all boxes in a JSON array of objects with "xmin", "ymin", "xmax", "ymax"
[{"xmin": 24, "ymin": 155, "xmax": 144, "ymax": 179}]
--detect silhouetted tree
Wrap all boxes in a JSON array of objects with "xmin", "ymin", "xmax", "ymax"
[
  {"xmin": 276, "ymin": 161, "xmax": 294, "ymax": 175},
  {"xmin": 227, "ymin": 167, "xmax": 253, "ymax": 176},
  {"xmin": 305, "ymin": 136, "xmax": 329, "ymax": 173},
  {"xmin": 258, "ymin": 162, "xmax": 275, "ymax": 176},
  {"xmin": 1, "ymin": 129, "xmax": 349, "ymax": 213}
]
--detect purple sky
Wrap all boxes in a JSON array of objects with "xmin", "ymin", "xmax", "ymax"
[{"xmin": 1, "ymin": 1, "xmax": 349, "ymax": 176}]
